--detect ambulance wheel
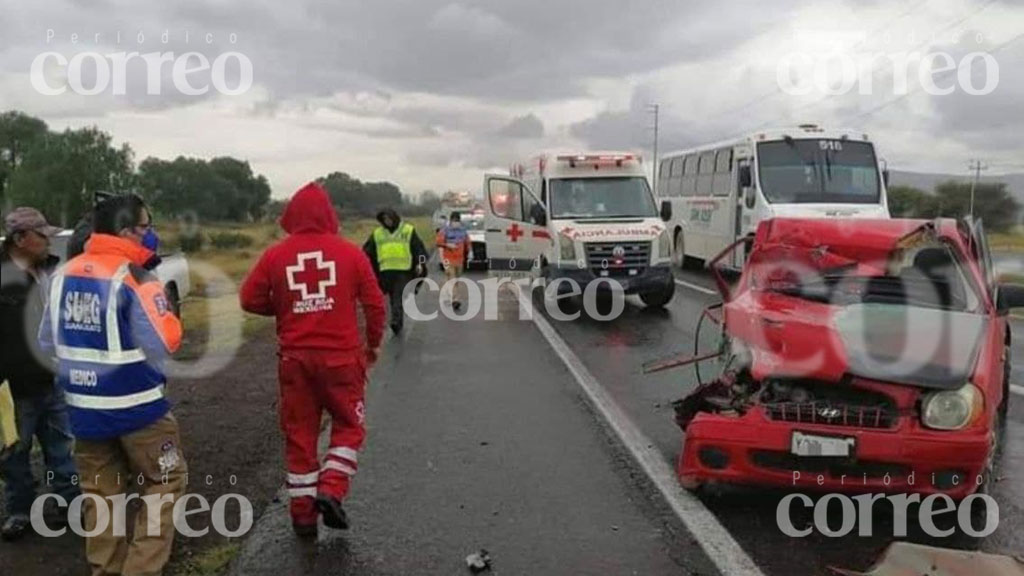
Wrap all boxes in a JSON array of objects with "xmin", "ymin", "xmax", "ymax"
[{"xmin": 641, "ymin": 283, "xmax": 675, "ymax": 308}]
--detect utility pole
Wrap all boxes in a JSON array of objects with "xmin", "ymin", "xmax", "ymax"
[
  {"xmin": 967, "ymin": 159, "xmax": 988, "ymax": 219},
  {"xmin": 647, "ymin": 104, "xmax": 660, "ymax": 195}
]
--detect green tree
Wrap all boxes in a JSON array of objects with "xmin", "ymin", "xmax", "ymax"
[
  {"xmin": 8, "ymin": 127, "xmax": 134, "ymax": 226},
  {"xmin": 888, "ymin": 185, "xmax": 937, "ymax": 218},
  {"xmin": 0, "ymin": 111, "xmax": 49, "ymax": 208},
  {"xmin": 934, "ymin": 180, "xmax": 1020, "ymax": 232}
]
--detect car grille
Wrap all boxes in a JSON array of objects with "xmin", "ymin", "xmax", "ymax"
[
  {"xmin": 750, "ymin": 451, "xmax": 911, "ymax": 479},
  {"xmin": 761, "ymin": 383, "xmax": 900, "ymax": 429},
  {"xmin": 585, "ymin": 242, "xmax": 650, "ymax": 278}
]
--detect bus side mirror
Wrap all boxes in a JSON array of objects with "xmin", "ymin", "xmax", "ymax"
[
  {"xmin": 739, "ymin": 165, "xmax": 752, "ymax": 188},
  {"xmin": 660, "ymin": 200, "xmax": 672, "ymax": 222},
  {"xmin": 883, "ymin": 169, "xmax": 890, "ymax": 187},
  {"xmin": 997, "ymin": 284, "xmax": 1024, "ymax": 314}
]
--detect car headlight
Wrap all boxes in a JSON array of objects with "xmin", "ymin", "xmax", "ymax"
[
  {"xmin": 921, "ymin": 384, "xmax": 984, "ymax": 430},
  {"xmin": 559, "ymin": 234, "xmax": 576, "ymax": 260},
  {"xmin": 657, "ymin": 230, "xmax": 671, "ymax": 260}
]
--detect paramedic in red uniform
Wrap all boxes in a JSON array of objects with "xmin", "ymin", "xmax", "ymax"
[{"xmin": 239, "ymin": 182, "xmax": 386, "ymax": 536}]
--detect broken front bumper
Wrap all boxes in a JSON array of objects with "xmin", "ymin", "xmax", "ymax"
[{"xmin": 678, "ymin": 408, "xmax": 991, "ymax": 499}]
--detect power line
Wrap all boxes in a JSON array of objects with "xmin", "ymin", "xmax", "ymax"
[
  {"xmin": 968, "ymin": 159, "xmax": 989, "ymax": 218},
  {"xmin": 846, "ymin": 28, "xmax": 1024, "ymax": 123},
  {"xmin": 746, "ymin": 0, "xmax": 999, "ymax": 133},
  {"xmin": 708, "ymin": 0, "xmax": 932, "ymax": 126}
]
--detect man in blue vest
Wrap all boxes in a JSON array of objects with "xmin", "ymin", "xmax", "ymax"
[
  {"xmin": 363, "ymin": 208, "xmax": 428, "ymax": 335},
  {"xmin": 38, "ymin": 194, "xmax": 186, "ymax": 576}
]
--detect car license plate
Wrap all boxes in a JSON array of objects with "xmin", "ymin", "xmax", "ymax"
[{"xmin": 791, "ymin": 432, "xmax": 855, "ymax": 457}]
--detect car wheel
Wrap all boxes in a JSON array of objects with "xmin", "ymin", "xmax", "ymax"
[
  {"xmin": 640, "ymin": 282, "xmax": 676, "ymax": 308},
  {"xmin": 165, "ymin": 284, "xmax": 181, "ymax": 318}
]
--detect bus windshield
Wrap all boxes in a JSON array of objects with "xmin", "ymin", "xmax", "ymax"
[
  {"xmin": 549, "ymin": 177, "xmax": 657, "ymax": 219},
  {"xmin": 757, "ymin": 139, "xmax": 881, "ymax": 204}
]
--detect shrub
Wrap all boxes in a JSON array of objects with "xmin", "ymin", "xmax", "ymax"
[
  {"xmin": 209, "ymin": 231, "xmax": 254, "ymax": 250},
  {"xmin": 179, "ymin": 233, "xmax": 206, "ymax": 253}
]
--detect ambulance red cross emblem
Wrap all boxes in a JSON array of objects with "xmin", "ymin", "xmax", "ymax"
[{"xmin": 506, "ymin": 223, "xmax": 524, "ymax": 243}]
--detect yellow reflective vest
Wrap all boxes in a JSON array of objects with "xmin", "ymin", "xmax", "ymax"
[{"xmin": 373, "ymin": 223, "xmax": 415, "ymax": 271}]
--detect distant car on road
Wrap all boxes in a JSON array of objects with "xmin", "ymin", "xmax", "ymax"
[{"xmin": 665, "ymin": 217, "xmax": 1022, "ymax": 499}]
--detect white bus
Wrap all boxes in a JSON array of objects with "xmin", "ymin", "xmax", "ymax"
[{"xmin": 658, "ymin": 125, "xmax": 891, "ymax": 268}]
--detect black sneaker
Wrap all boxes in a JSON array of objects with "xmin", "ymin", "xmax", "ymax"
[
  {"xmin": 292, "ymin": 523, "xmax": 318, "ymax": 539},
  {"xmin": 315, "ymin": 497, "xmax": 349, "ymax": 530},
  {"xmin": 1, "ymin": 515, "xmax": 31, "ymax": 542}
]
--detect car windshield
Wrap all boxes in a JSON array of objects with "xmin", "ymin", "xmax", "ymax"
[
  {"xmin": 767, "ymin": 244, "xmax": 981, "ymax": 313},
  {"xmin": 757, "ymin": 139, "xmax": 881, "ymax": 204},
  {"xmin": 549, "ymin": 177, "xmax": 657, "ymax": 219}
]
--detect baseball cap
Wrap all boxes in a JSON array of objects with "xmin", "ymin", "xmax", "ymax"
[{"xmin": 4, "ymin": 207, "xmax": 61, "ymax": 237}]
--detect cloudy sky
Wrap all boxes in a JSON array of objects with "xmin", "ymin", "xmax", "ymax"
[{"xmin": 1, "ymin": 0, "xmax": 1022, "ymax": 198}]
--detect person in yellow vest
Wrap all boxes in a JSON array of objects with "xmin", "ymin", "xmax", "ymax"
[{"xmin": 363, "ymin": 208, "xmax": 428, "ymax": 335}]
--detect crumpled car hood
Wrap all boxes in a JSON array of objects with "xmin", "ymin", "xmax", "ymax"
[{"xmin": 727, "ymin": 293, "xmax": 986, "ymax": 390}]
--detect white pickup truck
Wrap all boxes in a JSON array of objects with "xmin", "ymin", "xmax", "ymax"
[{"xmin": 48, "ymin": 230, "xmax": 191, "ymax": 317}]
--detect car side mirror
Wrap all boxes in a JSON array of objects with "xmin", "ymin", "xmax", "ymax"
[
  {"xmin": 660, "ymin": 200, "xmax": 672, "ymax": 222},
  {"xmin": 739, "ymin": 165, "xmax": 752, "ymax": 188},
  {"xmin": 996, "ymin": 283, "xmax": 1024, "ymax": 314}
]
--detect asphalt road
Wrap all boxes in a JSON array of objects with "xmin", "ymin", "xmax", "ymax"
[
  {"xmin": 231, "ymin": 281, "xmax": 720, "ymax": 576},
  {"xmin": 232, "ymin": 265, "xmax": 1023, "ymax": 576}
]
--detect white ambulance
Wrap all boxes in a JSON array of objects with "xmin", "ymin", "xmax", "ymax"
[{"xmin": 483, "ymin": 152, "xmax": 676, "ymax": 308}]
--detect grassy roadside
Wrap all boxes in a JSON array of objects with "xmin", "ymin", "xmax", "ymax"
[
  {"xmin": 989, "ymin": 231, "xmax": 1024, "ymax": 254},
  {"xmin": 160, "ymin": 216, "xmax": 434, "ymax": 357}
]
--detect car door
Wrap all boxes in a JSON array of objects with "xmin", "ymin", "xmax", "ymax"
[{"xmin": 484, "ymin": 174, "xmax": 548, "ymax": 279}]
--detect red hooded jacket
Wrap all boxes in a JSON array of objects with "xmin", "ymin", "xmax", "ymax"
[{"xmin": 240, "ymin": 183, "xmax": 386, "ymax": 358}]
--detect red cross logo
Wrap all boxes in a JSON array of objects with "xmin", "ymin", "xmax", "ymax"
[
  {"xmin": 286, "ymin": 251, "xmax": 337, "ymax": 300},
  {"xmin": 506, "ymin": 223, "xmax": 524, "ymax": 243}
]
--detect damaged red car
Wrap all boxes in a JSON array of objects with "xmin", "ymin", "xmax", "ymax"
[{"xmin": 663, "ymin": 218, "xmax": 1024, "ymax": 498}]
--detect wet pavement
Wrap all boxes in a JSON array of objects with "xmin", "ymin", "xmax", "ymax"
[
  {"xmin": 231, "ymin": 266, "xmax": 1024, "ymax": 576},
  {"xmin": 230, "ymin": 279, "xmax": 718, "ymax": 576}
]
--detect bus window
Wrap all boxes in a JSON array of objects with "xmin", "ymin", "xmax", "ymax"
[
  {"xmin": 659, "ymin": 158, "xmax": 675, "ymax": 194},
  {"xmin": 670, "ymin": 157, "xmax": 684, "ymax": 197},
  {"xmin": 682, "ymin": 155, "xmax": 698, "ymax": 196},
  {"xmin": 713, "ymin": 149, "xmax": 732, "ymax": 196},
  {"xmin": 697, "ymin": 152, "xmax": 715, "ymax": 196}
]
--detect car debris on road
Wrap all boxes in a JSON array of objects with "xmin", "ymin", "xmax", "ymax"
[{"xmin": 465, "ymin": 549, "xmax": 493, "ymax": 573}]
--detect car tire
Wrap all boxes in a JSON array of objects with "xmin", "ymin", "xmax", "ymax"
[{"xmin": 640, "ymin": 282, "xmax": 676, "ymax": 308}]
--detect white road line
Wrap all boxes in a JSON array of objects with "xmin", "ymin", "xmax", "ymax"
[
  {"xmin": 675, "ymin": 278, "xmax": 718, "ymax": 296},
  {"xmin": 1011, "ymin": 384, "xmax": 1024, "ymax": 398},
  {"xmin": 520, "ymin": 290, "xmax": 765, "ymax": 576}
]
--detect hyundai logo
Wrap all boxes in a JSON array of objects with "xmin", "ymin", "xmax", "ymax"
[
  {"xmin": 818, "ymin": 407, "xmax": 842, "ymax": 419},
  {"xmin": 612, "ymin": 245, "xmax": 626, "ymax": 258}
]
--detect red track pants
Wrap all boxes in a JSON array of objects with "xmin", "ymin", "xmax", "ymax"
[{"xmin": 278, "ymin": 351, "xmax": 366, "ymax": 526}]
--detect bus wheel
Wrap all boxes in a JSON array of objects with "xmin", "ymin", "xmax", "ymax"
[{"xmin": 673, "ymin": 230, "xmax": 696, "ymax": 270}]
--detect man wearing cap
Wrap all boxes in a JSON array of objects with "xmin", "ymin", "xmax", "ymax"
[{"xmin": 0, "ymin": 208, "xmax": 80, "ymax": 541}]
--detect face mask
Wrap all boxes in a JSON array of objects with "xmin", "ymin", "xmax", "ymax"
[
  {"xmin": 142, "ymin": 228, "xmax": 160, "ymax": 253},
  {"xmin": 450, "ymin": 222, "xmax": 462, "ymax": 229}
]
